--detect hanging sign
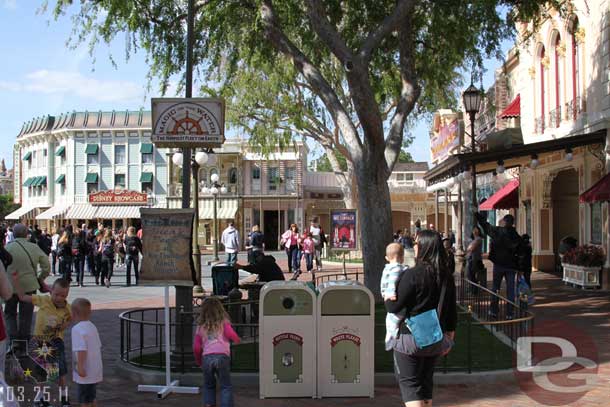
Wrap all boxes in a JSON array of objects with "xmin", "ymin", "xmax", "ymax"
[
  {"xmin": 139, "ymin": 208, "xmax": 195, "ymax": 286},
  {"xmin": 151, "ymin": 98, "xmax": 225, "ymax": 148}
]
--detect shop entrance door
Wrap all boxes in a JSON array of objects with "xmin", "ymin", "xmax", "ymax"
[
  {"xmin": 264, "ymin": 210, "xmax": 284, "ymax": 251},
  {"xmin": 551, "ymin": 169, "xmax": 579, "ymax": 271}
]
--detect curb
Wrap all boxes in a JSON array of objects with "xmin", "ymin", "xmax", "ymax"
[{"xmin": 114, "ymin": 361, "xmax": 515, "ymax": 388}]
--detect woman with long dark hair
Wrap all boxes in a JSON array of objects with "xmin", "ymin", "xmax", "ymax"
[{"xmin": 385, "ymin": 230, "xmax": 457, "ymax": 406}]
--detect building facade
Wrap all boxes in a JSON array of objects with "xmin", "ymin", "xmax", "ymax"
[{"xmin": 9, "ymin": 110, "xmax": 168, "ymax": 230}]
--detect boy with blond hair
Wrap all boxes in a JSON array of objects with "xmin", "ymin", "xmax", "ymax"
[
  {"xmin": 12, "ymin": 275, "xmax": 71, "ymax": 407},
  {"xmin": 71, "ymin": 298, "xmax": 102, "ymax": 407},
  {"xmin": 380, "ymin": 242, "xmax": 406, "ymax": 350}
]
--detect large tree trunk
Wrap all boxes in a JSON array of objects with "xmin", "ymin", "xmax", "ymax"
[{"xmin": 355, "ymin": 159, "xmax": 393, "ymax": 302}]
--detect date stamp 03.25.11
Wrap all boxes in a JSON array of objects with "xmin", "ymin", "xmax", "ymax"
[{"xmin": 0, "ymin": 385, "xmax": 69, "ymax": 404}]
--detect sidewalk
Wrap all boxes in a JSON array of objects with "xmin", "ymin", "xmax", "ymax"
[{"xmin": 21, "ymin": 260, "xmax": 610, "ymax": 406}]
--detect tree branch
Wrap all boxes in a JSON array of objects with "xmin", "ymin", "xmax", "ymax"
[
  {"xmin": 304, "ymin": 0, "xmax": 353, "ymax": 63},
  {"xmin": 359, "ymin": 0, "xmax": 415, "ymax": 62},
  {"xmin": 384, "ymin": 12, "xmax": 420, "ymax": 175},
  {"xmin": 260, "ymin": 0, "xmax": 363, "ymax": 155}
]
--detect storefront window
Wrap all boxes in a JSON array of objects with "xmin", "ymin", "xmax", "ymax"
[
  {"xmin": 591, "ymin": 202, "xmax": 602, "ymax": 244},
  {"xmin": 115, "ymin": 145, "xmax": 126, "ymax": 164}
]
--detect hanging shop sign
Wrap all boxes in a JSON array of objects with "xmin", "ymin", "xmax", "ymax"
[
  {"xmin": 151, "ymin": 98, "xmax": 225, "ymax": 148},
  {"xmin": 88, "ymin": 190, "xmax": 148, "ymax": 205},
  {"xmin": 431, "ymin": 118, "xmax": 461, "ymax": 163},
  {"xmin": 329, "ymin": 209, "xmax": 358, "ymax": 251},
  {"xmin": 139, "ymin": 208, "xmax": 195, "ymax": 286}
]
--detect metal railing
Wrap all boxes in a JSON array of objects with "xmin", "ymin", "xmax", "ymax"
[
  {"xmin": 565, "ymin": 96, "xmax": 585, "ymax": 121},
  {"xmin": 548, "ymin": 107, "xmax": 561, "ymax": 128},
  {"xmin": 534, "ymin": 115, "xmax": 545, "ymax": 134},
  {"xmin": 119, "ymin": 274, "xmax": 534, "ymax": 374}
]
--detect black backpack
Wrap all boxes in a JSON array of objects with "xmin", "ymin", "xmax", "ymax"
[{"xmin": 126, "ymin": 237, "xmax": 140, "ymax": 255}]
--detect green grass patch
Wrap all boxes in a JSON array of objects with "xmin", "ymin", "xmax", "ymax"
[{"xmin": 131, "ymin": 304, "xmax": 512, "ymax": 373}]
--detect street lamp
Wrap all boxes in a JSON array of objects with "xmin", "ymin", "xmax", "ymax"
[
  {"xmin": 202, "ymin": 171, "xmax": 226, "ymax": 262},
  {"xmin": 172, "ymin": 149, "xmax": 210, "ymax": 293},
  {"xmin": 462, "ymin": 82, "xmax": 483, "ymax": 228}
]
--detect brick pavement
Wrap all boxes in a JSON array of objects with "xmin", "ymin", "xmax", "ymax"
[{"xmin": 11, "ymin": 261, "xmax": 610, "ymax": 406}]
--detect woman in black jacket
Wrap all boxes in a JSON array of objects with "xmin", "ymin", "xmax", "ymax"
[{"xmin": 385, "ymin": 230, "xmax": 457, "ymax": 406}]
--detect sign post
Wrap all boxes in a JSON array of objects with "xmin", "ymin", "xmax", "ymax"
[{"xmin": 137, "ymin": 208, "xmax": 199, "ymax": 398}]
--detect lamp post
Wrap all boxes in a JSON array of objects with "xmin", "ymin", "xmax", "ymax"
[
  {"xmin": 202, "ymin": 172, "xmax": 227, "ymax": 262},
  {"xmin": 462, "ymin": 83, "xmax": 483, "ymax": 228},
  {"xmin": 172, "ymin": 150, "xmax": 210, "ymax": 292}
]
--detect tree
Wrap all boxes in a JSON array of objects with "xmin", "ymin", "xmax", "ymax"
[
  {"xmin": 0, "ymin": 195, "xmax": 18, "ymax": 221},
  {"xmin": 47, "ymin": 0, "xmax": 562, "ymax": 299}
]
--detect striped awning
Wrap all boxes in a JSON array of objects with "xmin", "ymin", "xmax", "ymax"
[
  {"xmin": 95, "ymin": 205, "xmax": 143, "ymax": 219},
  {"xmin": 37, "ymin": 205, "xmax": 70, "ymax": 220},
  {"xmin": 65, "ymin": 204, "xmax": 98, "ymax": 220},
  {"xmin": 199, "ymin": 199, "xmax": 239, "ymax": 220},
  {"xmin": 5, "ymin": 206, "xmax": 36, "ymax": 220}
]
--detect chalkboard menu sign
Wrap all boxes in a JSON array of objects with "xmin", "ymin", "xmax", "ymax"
[{"xmin": 139, "ymin": 208, "xmax": 195, "ymax": 286}]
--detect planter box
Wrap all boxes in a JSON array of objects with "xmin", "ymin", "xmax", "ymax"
[{"xmin": 562, "ymin": 263, "xmax": 601, "ymax": 289}]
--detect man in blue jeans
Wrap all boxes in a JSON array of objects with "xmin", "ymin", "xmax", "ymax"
[
  {"xmin": 220, "ymin": 222, "xmax": 240, "ymax": 266},
  {"xmin": 475, "ymin": 212, "xmax": 524, "ymax": 319}
]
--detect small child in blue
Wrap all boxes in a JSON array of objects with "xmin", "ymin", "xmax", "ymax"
[{"xmin": 381, "ymin": 242, "xmax": 406, "ymax": 350}]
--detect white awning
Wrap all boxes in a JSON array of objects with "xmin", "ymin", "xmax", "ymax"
[
  {"xmin": 65, "ymin": 204, "xmax": 98, "ymax": 220},
  {"xmin": 95, "ymin": 205, "xmax": 143, "ymax": 219},
  {"xmin": 36, "ymin": 205, "xmax": 70, "ymax": 220},
  {"xmin": 199, "ymin": 199, "xmax": 239, "ymax": 220},
  {"xmin": 4, "ymin": 206, "xmax": 36, "ymax": 220}
]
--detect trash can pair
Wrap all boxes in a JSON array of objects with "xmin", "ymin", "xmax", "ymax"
[{"xmin": 259, "ymin": 280, "xmax": 374, "ymax": 399}]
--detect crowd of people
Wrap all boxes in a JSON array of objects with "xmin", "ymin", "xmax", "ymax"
[
  {"xmin": 0, "ymin": 223, "xmax": 102, "ymax": 406},
  {"xmin": 2, "ymin": 223, "xmax": 143, "ymax": 289}
]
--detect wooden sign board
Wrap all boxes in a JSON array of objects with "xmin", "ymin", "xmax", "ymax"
[{"xmin": 139, "ymin": 208, "xmax": 195, "ymax": 286}]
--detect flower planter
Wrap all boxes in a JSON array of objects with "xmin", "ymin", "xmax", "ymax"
[{"xmin": 561, "ymin": 263, "xmax": 601, "ymax": 289}]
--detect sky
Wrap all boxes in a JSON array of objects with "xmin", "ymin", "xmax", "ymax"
[{"xmin": 0, "ymin": 1, "xmax": 511, "ymax": 168}]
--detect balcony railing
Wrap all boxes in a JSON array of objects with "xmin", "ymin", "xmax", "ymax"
[
  {"xmin": 565, "ymin": 96, "xmax": 585, "ymax": 121},
  {"xmin": 548, "ymin": 107, "xmax": 561, "ymax": 129},
  {"xmin": 534, "ymin": 115, "xmax": 545, "ymax": 134}
]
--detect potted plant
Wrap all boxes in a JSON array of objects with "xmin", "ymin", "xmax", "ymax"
[{"xmin": 561, "ymin": 244, "xmax": 605, "ymax": 288}]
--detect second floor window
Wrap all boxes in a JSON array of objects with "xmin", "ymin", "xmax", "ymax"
[
  {"xmin": 85, "ymin": 144, "xmax": 99, "ymax": 165},
  {"xmin": 87, "ymin": 183, "xmax": 98, "ymax": 194},
  {"xmin": 285, "ymin": 167, "xmax": 296, "ymax": 192},
  {"xmin": 268, "ymin": 167, "xmax": 279, "ymax": 191},
  {"xmin": 115, "ymin": 174, "xmax": 126, "ymax": 190},
  {"xmin": 229, "ymin": 168, "xmax": 238, "ymax": 184},
  {"xmin": 252, "ymin": 165, "xmax": 261, "ymax": 180},
  {"xmin": 115, "ymin": 145, "xmax": 126, "ymax": 164}
]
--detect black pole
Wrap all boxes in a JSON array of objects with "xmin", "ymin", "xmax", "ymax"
[
  {"xmin": 174, "ymin": 0, "xmax": 195, "ymax": 365},
  {"xmin": 470, "ymin": 112, "xmax": 477, "ymax": 228}
]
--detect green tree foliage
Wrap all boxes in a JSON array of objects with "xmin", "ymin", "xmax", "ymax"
[
  {"xmin": 0, "ymin": 195, "xmax": 18, "ymax": 221},
  {"xmin": 45, "ymin": 0, "xmax": 564, "ymax": 297}
]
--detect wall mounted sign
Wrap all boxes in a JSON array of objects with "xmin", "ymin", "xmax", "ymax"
[
  {"xmin": 88, "ymin": 190, "xmax": 148, "ymax": 205},
  {"xmin": 431, "ymin": 118, "xmax": 460, "ymax": 163},
  {"xmin": 139, "ymin": 208, "xmax": 195, "ymax": 286},
  {"xmin": 151, "ymin": 98, "xmax": 225, "ymax": 148}
]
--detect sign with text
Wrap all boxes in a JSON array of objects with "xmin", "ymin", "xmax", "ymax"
[
  {"xmin": 88, "ymin": 190, "xmax": 148, "ymax": 205},
  {"xmin": 431, "ymin": 118, "xmax": 460, "ymax": 163},
  {"xmin": 330, "ymin": 209, "xmax": 358, "ymax": 251},
  {"xmin": 151, "ymin": 98, "xmax": 225, "ymax": 148},
  {"xmin": 139, "ymin": 208, "xmax": 195, "ymax": 286}
]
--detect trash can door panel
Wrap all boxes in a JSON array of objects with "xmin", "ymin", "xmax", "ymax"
[
  {"xmin": 272, "ymin": 334, "xmax": 304, "ymax": 383},
  {"xmin": 263, "ymin": 290, "xmax": 313, "ymax": 316},
  {"xmin": 330, "ymin": 337, "xmax": 361, "ymax": 384},
  {"xmin": 321, "ymin": 290, "xmax": 370, "ymax": 315}
]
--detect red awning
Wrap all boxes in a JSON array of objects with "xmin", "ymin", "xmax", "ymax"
[
  {"xmin": 479, "ymin": 180, "xmax": 520, "ymax": 210},
  {"xmin": 498, "ymin": 94, "xmax": 520, "ymax": 119},
  {"xmin": 580, "ymin": 173, "xmax": 610, "ymax": 203}
]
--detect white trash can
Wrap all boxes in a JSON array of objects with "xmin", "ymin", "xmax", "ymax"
[
  {"xmin": 317, "ymin": 280, "xmax": 375, "ymax": 398},
  {"xmin": 259, "ymin": 281, "xmax": 317, "ymax": 399}
]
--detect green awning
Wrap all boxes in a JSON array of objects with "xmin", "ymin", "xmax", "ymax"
[
  {"xmin": 55, "ymin": 146, "xmax": 65, "ymax": 156},
  {"xmin": 85, "ymin": 144, "xmax": 99, "ymax": 155},
  {"xmin": 139, "ymin": 172, "xmax": 154, "ymax": 183},
  {"xmin": 55, "ymin": 174, "xmax": 65, "ymax": 184},
  {"xmin": 22, "ymin": 177, "xmax": 33, "ymax": 187},
  {"xmin": 84, "ymin": 173, "xmax": 98, "ymax": 183},
  {"xmin": 30, "ymin": 176, "xmax": 41, "ymax": 186},
  {"xmin": 22, "ymin": 152, "xmax": 32, "ymax": 161},
  {"xmin": 37, "ymin": 176, "xmax": 47, "ymax": 186},
  {"xmin": 140, "ymin": 143, "xmax": 154, "ymax": 154}
]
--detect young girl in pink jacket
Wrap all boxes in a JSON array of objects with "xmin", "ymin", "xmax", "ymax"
[{"xmin": 193, "ymin": 298, "xmax": 240, "ymax": 407}]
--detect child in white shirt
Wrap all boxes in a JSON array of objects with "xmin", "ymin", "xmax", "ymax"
[
  {"xmin": 71, "ymin": 298, "xmax": 102, "ymax": 407},
  {"xmin": 380, "ymin": 242, "xmax": 406, "ymax": 350}
]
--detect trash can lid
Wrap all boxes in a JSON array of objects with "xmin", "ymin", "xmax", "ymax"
[
  {"xmin": 317, "ymin": 280, "xmax": 364, "ymax": 292},
  {"xmin": 260, "ymin": 280, "xmax": 313, "ymax": 293}
]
